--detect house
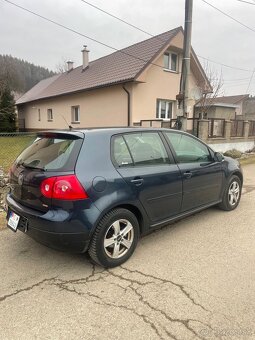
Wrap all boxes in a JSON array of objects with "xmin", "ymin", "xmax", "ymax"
[
  {"xmin": 194, "ymin": 94, "xmax": 249, "ymax": 120},
  {"xmin": 16, "ymin": 27, "xmax": 210, "ymax": 131}
]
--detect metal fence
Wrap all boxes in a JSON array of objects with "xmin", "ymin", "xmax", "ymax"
[
  {"xmin": 231, "ymin": 120, "xmax": 244, "ymax": 137},
  {"xmin": 208, "ymin": 119, "xmax": 225, "ymax": 138},
  {"xmin": 0, "ymin": 133, "xmax": 36, "ymax": 173}
]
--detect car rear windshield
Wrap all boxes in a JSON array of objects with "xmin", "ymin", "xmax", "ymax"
[{"xmin": 15, "ymin": 136, "xmax": 83, "ymax": 171}]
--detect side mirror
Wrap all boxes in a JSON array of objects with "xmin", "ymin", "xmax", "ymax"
[{"xmin": 214, "ymin": 152, "xmax": 224, "ymax": 162}]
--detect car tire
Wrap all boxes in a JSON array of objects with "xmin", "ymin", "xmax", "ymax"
[
  {"xmin": 218, "ymin": 175, "xmax": 242, "ymax": 211},
  {"xmin": 88, "ymin": 208, "xmax": 139, "ymax": 268}
]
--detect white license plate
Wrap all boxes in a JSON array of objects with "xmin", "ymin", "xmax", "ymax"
[{"xmin": 8, "ymin": 211, "xmax": 20, "ymax": 231}]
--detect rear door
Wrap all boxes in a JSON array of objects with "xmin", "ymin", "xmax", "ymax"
[
  {"xmin": 112, "ymin": 131, "xmax": 182, "ymax": 224},
  {"xmin": 164, "ymin": 131, "xmax": 223, "ymax": 212},
  {"xmin": 9, "ymin": 132, "xmax": 83, "ymax": 212}
]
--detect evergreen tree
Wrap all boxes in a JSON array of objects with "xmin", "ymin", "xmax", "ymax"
[{"xmin": 0, "ymin": 82, "xmax": 16, "ymax": 132}]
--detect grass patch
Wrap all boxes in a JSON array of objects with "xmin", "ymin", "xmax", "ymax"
[{"xmin": 0, "ymin": 135, "xmax": 35, "ymax": 173}]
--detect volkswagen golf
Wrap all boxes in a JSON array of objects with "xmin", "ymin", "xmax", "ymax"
[{"xmin": 6, "ymin": 128, "xmax": 243, "ymax": 267}]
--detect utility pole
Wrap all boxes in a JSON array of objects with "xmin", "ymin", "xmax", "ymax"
[{"xmin": 176, "ymin": 0, "xmax": 193, "ymax": 131}]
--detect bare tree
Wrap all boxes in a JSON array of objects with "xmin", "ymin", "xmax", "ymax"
[
  {"xmin": 195, "ymin": 63, "xmax": 224, "ymax": 119},
  {"xmin": 55, "ymin": 57, "xmax": 69, "ymax": 73}
]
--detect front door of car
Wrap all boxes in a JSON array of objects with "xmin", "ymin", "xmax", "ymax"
[
  {"xmin": 164, "ymin": 131, "xmax": 223, "ymax": 212},
  {"xmin": 112, "ymin": 132, "xmax": 182, "ymax": 224}
]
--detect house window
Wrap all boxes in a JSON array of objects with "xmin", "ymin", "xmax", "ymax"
[
  {"xmin": 38, "ymin": 109, "xmax": 41, "ymax": 121},
  {"xmin": 163, "ymin": 52, "xmax": 178, "ymax": 72},
  {"xmin": 47, "ymin": 109, "xmax": 53, "ymax": 121},
  {"xmin": 71, "ymin": 106, "xmax": 80, "ymax": 123},
  {"xmin": 156, "ymin": 99, "xmax": 173, "ymax": 120}
]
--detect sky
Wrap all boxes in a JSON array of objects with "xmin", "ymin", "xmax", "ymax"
[{"xmin": 0, "ymin": 0, "xmax": 255, "ymax": 96}]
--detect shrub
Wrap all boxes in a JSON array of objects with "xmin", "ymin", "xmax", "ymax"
[{"xmin": 223, "ymin": 149, "xmax": 242, "ymax": 159}]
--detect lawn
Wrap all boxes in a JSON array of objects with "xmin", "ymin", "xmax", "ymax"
[{"xmin": 0, "ymin": 135, "xmax": 35, "ymax": 173}]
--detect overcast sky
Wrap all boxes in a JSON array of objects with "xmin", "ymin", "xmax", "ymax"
[{"xmin": 0, "ymin": 0, "xmax": 255, "ymax": 96}]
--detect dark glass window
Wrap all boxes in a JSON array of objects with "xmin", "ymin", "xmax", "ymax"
[
  {"xmin": 112, "ymin": 136, "xmax": 133, "ymax": 167},
  {"xmin": 165, "ymin": 132, "xmax": 211, "ymax": 163}
]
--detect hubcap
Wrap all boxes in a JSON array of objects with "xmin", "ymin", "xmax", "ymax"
[
  {"xmin": 228, "ymin": 181, "xmax": 240, "ymax": 206},
  {"xmin": 104, "ymin": 219, "xmax": 134, "ymax": 259}
]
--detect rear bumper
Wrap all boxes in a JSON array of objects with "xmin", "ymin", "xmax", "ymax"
[{"xmin": 6, "ymin": 194, "xmax": 96, "ymax": 253}]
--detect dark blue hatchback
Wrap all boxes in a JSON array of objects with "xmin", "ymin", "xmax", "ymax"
[{"xmin": 6, "ymin": 128, "xmax": 243, "ymax": 267}]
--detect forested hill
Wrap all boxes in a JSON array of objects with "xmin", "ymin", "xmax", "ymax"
[{"xmin": 0, "ymin": 55, "xmax": 55, "ymax": 94}]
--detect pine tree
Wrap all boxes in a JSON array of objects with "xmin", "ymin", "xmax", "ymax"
[{"xmin": 0, "ymin": 82, "xmax": 16, "ymax": 132}]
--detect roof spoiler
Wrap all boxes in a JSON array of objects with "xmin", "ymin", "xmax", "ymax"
[{"xmin": 37, "ymin": 130, "xmax": 84, "ymax": 140}]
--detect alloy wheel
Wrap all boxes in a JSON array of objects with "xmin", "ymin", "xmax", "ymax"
[{"xmin": 228, "ymin": 181, "xmax": 240, "ymax": 206}]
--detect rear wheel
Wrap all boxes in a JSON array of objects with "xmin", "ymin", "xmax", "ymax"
[
  {"xmin": 88, "ymin": 208, "xmax": 139, "ymax": 268},
  {"xmin": 218, "ymin": 175, "xmax": 242, "ymax": 211}
]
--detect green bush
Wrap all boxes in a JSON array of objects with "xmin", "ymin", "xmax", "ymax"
[{"xmin": 223, "ymin": 149, "xmax": 242, "ymax": 159}]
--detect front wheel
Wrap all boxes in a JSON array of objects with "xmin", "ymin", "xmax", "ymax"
[
  {"xmin": 218, "ymin": 175, "xmax": 242, "ymax": 211},
  {"xmin": 88, "ymin": 208, "xmax": 139, "ymax": 268}
]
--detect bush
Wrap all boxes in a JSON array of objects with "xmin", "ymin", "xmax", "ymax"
[{"xmin": 223, "ymin": 149, "xmax": 242, "ymax": 159}]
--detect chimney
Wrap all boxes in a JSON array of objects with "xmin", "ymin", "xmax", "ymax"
[
  {"xmin": 67, "ymin": 60, "xmax": 74, "ymax": 71},
  {"xmin": 82, "ymin": 45, "xmax": 89, "ymax": 70}
]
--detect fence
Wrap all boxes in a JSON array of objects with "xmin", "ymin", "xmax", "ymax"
[
  {"xmin": 0, "ymin": 133, "xmax": 35, "ymax": 173},
  {"xmin": 248, "ymin": 120, "xmax": 255, "ymax": 136},
  {"xmin": 231, "ymin": 120, "xmax": 244, "ymax": 137},
  {"xmin": 208, "ymin": 119, "xmax": 225, "ymax": 138}
]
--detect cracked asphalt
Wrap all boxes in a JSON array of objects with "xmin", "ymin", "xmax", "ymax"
[{"xmin": 0, "ymin": 164, "xmax": 255, "ymax": 340}]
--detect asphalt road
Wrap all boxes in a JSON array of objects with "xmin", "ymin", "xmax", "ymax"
[{"xmin": 0, "ymin": 164, "xmax": 255, "ymax": 340}]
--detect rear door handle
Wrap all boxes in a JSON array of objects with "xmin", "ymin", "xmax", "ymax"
[
  {"xmin": 183, "ymin": 171, "xmax": 192, "ymax": 179},
  {"xmin": 131, "ymin": 178, "xmax": 144, "ymax": 186}
]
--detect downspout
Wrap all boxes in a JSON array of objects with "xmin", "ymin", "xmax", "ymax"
[{"xmin": 122, "ymin": 85, "xmax": 131, "ymax": 127}]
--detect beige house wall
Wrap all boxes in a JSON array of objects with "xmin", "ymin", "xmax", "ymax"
[{"xmin": 19, "ymin": 85, "xmax": 129, "ymax": 130}]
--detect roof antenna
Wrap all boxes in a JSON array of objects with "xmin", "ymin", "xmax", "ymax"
[{"xmin": 59, "ymin": 113, "xmax": 73, "ymax": 130}]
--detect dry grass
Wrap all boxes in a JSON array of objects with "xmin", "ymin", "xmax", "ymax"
[{"xmin": 239, "ymin": 155, "xmax": 255, "ymax": 166}]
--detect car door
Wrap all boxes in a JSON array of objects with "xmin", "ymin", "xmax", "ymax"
[
  {"xmin": 112, "ymin": 131, "xmax": 182, "ymax": 224},
  {"xmin": 164, "ymin": 131, "xmax": 223, "ymax": 212}
]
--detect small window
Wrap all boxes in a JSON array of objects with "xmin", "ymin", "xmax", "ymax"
[
  {"xmin": 71, "ymin": 106, "xmax": 80, "ymax": 123},
  {"xmin": 112, "ymin": 136, "xmax": 133, "ymax": 167},
  {"xmin": 38, "ymin": 109, "xmax": 41, "ymax": 122},
  {"xmin": 47, "ymin": 109, "xmax": 53, "ymax": 121},
  {"xmin": 165, "ymin": 132, "xmax": 211, "ymax": 163},
  {"xmin": 163, "ymin": 52, "xmax": 178, "ymax": 72},
  {"xmin": 156, "ymin": 99, "xmax": 173, "ymax": 120},
  {"xmin": 124, "ymin": 132, "xmax": 169, "ymax": 166}
]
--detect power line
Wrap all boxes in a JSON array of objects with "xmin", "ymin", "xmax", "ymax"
[
  {"xmin": 237, "ymin": 0, "xmax": 255, "ymax": 5},
  {"xmin": 196, "ymin": 55, "xmax": 253, "ymax": 72},
  {"xmin": 202, "ymin": 0, "xmax": 255, "ymax": 33},
  {"xmin": 79, "ymin": 0, "xmax": 254, "ymax": 73},
  {"xmin": 80, "ymin": 0, "xmax": 155, "ymax": 38},
  {"xmin": 2, "ymin": 0, "xmax": 167, "ymax": 71},
  {"xmin": 246, "ymin": 69, "xmax": 255, "ymax": 92}
]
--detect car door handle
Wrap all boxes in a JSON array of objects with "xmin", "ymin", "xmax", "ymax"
[
  {"xmin": 183, "ymin": 171, "xmax": 192, "ymax": 179},
  {"xmin": 131, "ymin": 178, "xmax": 144, "ymax": 186}
]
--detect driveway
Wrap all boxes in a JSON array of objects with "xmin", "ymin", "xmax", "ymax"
[{"xmin": 0, "ymin": 164, "xmax": 255, "ymax": 340}]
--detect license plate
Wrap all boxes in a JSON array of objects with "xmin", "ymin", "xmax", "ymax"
[{"xmin": 8, "ymin": 211, "xmax": 20, "ymax": 231}]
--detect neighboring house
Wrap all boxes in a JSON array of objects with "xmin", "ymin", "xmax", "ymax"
[
  {"xmin": 195, "ymin": 94, "xmax": 249, "ymax": 120},
  {"xmin": 242, "ymin": 96, "xmax": 255, "ymax": 120},
  {"xmin": 16, "ymin": 26, "xmax": 210, "ymax": 131}
]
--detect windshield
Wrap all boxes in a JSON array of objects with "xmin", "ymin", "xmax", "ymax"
[{"xmin": 15, "ymin": 137, "xmax": 83, "ymax": 171}]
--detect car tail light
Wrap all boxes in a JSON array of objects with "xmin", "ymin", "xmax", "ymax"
[{"xmin": 40, "ymin": 175, "xmax": 88, "ymax": 200}]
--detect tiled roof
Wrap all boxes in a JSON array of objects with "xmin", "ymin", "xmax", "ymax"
[
  {"xmin": 17, "ymin": 27, "xmax": 181, "ymax": 105},
  {"xmin": 211, "ymin": 94, "xmax": 249, "ymax": 105}
]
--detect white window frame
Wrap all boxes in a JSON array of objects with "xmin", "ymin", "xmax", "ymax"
[
  {"xmin": 47, "ymin": 108, "xmax": 53, "ymax": 121},
  {"xmin": 163, "ymin": 52, "xmax": 178, "ymax": 72},
  {"xmin": 71, "ymin": 106, "xmax": 80, "ymax": 123},
  {"xmin": 157, "ymin": 99, "xmax": 174, "ymax": 120}
]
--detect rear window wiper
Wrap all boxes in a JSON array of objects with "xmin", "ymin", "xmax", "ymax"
[{"xmin": 20, "ymin": 162, "xmax": 45, "ymax": 171}]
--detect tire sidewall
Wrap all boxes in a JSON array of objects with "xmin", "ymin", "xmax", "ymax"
[
  {"xmin": 223, "ymin": 175, "xmax": 242, "ymax": 211},
  {"xmin": 93, "ymin": 209, "xmax": 139, "ymax": 268}
]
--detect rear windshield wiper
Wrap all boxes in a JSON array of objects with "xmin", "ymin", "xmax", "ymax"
[{"xmin": 20, "ymin": 162, "xmax": 45, "ymax": 171}]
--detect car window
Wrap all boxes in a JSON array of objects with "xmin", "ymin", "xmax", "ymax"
[
  {"xmin": 112, "ymin": 136, "xmax": 133, "ymax": 167},
  {"xmin": 123, "ymin": 132, "xmax": 170, "ymax": 166},
  {"xmin": 165, "ymin": 132, "xmax": 211, "ymax": 163}
]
